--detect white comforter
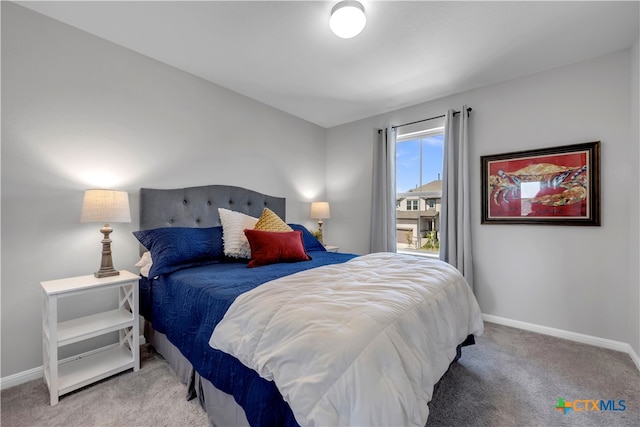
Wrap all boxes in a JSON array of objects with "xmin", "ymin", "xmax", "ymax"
[{"xmin": 209, "ymin": 252, "xmax": 483, "ymax": 426}]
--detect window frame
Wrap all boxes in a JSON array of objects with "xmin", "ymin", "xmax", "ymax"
[{"xmin": 395, "ymin": 123, "xmax": 445, "ymax": 258}]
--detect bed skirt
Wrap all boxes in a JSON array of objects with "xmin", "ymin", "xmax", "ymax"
[
  {"xmin": 145, "ymin": 321, "xmax": 475, "ymax": 426},
  {"xmin": 144, "ymin": 321, "xmax": 251, "ymax": 426}
]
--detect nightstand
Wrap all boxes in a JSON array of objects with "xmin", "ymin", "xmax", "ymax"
[
  {"xmin": 40, "ymin": 270, "xmax": 140, "ymax": 405},
  {"xmin": 324, "ymin": 245, "xmax": 339, "ymax": 252}
]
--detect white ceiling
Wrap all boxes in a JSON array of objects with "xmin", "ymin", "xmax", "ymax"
[{"xmin": 16, "ymin": 1, "xmax": 640, "ymax": 128}]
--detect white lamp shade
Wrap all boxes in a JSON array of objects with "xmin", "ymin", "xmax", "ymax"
[
  {"xmin": 310, "ymin": 202, "xmax": 331, "ymax": 220},
  {"xmin": 330, "ymin": 1, "xmax": 366, "ymax": 39},
  {"xmin": 80, "ymin": 189, "xmax": 131, "ymax": 223}
]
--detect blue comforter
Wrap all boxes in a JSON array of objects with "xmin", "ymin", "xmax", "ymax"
[{"xmin": 140, "ymin": 251, "xmax": 357, "ymax": 426}]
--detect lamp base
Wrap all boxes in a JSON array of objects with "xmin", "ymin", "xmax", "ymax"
[
  {"xmin": 94, "ymin": 269, "xmax": 120, "ymax": 278},
  {"xmin": 94, "ymin": 223, "xmax": 120, "ymax": 279},
  {"xmin": 317, "ymin": 220, "xmax": 324, "ymax": 245}
]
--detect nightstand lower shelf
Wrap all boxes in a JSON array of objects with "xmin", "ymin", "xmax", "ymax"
[{"xmin": 56, "ymin": 346, "xmax": 134, "ymax": 396}]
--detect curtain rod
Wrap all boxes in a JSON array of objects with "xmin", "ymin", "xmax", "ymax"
[{"xmin": 391, "ymin": 107, "xmax": 472, "ymax": 130}]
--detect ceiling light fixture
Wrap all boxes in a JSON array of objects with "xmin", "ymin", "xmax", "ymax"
[{"xmin": 330, "ymin": 1, "xmax": 366, "ymax": 39}]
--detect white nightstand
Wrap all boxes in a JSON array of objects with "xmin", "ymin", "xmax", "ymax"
[
  {"xmin": 324, "ymin": 245, "xmax": 339, "ymax": 253},
  {"xmin": 40, "ymin": 270, "xmax": 140, "ymax": 405}
]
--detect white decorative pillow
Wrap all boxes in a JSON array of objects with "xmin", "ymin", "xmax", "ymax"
[
  {"xmin": 218, "ymin": 208, "xmax": 258, "ymax": 259},
  {"xmin": 135, "ymin": 251, "xmax": 153, "ymax": 278}
]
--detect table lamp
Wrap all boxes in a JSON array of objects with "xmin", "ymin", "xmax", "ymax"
[
  {"xmin": 310, "ymin": 201, "xmax": 331, "ymax": 245},
  {"xmin": 81, "ymin": 189, "xmax": 131, "ymax": 278}
]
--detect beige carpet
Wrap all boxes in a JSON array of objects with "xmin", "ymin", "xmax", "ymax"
[
  {"xmin": 1, "ymin": 345, "xmax": 209, "ymax": 427},
  {"xmin": 2, "ymin": 322, "xmax": 639, "ymax": 426},
  {"xmin": 427, "ymin": 323, "xmax": 639, "ymax": 427}
]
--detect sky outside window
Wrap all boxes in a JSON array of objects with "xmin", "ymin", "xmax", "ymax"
[{"xmin": 396, "ymin": 134, "xmax": 444, "ymax": 193}]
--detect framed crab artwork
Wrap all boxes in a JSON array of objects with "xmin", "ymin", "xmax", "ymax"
[{"xmin": 481, "ymin": 141, "xmax": 600, "ymax": 225}]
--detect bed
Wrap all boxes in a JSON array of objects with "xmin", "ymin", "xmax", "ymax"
[{"xmin": 135, "ymin": 184, "xmax": 483, "ymax": 426}]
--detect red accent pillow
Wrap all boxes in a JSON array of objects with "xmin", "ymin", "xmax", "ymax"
[{"xmin": 244, "ymin": 229, "xmax": 311, "ymax": 268}]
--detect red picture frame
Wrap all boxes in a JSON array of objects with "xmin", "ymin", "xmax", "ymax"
[{"xmin": 481, "ymin": 141, "xmax": 600, "ymax": 225}]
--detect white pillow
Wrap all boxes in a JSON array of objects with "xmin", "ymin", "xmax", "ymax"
[
  {"xmin": 135, "ymin": 251, "xmax": 153, "ymax": 278},
  {"xmin": 218, "ymin": 208, "xmax": 258, "ymax": 259}
]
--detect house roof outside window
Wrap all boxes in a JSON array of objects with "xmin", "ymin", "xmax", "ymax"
[
  {"xmin": 397, "ymin": 210, "xmax": 438, "ymax": 220},
  {"xmin": 397, "ymin": 179, "xmax": 442, "ymax": 202}
]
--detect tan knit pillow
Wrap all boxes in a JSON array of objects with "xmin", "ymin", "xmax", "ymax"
[{"xmin": 254, "ymin": 208, "xmax": 292, "ymax": 232}]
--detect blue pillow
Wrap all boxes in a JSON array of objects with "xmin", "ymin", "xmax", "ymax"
[
  {"xmin": 288, "ymin": 224, "xmax": 327, "ymax": 252},
  {"xmin": 133, "ymin": 227, "xmax": 225, "ymax": 277}
]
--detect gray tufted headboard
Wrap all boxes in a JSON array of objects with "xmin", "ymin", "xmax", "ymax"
[{"xmin": 139, "ymin": 185, "xmax": 286, "ymax": 231}]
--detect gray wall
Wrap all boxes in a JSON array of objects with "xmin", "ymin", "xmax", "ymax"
[
  {"xmin": 1, "ymin": 3, "xmax": 327, "ymax": 377},
  {"xmin": 630, "ymin": 37, "xmax": 640, "ymax": 356},
  {"xmin": 327, "ymin": 48, "xmax": 640, "ymax": 353}
]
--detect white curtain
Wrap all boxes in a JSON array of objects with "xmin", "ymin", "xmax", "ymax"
[
  {"xmin": 440, "ymin": 107, "xmax": 474, "ymax": 290},
  {"xmin": 370, "ymin": 128, "xmax": 397, "ymax": 253}
]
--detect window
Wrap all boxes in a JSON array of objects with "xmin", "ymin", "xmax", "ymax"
[{"xmin": 395, "ymin": 124, "xmax": 444, "ymax": 256}]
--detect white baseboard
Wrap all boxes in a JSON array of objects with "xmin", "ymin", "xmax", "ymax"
[
  {"xmin": 1, "ymin": 365, "xmax": 44, "ymax": 390},
  {"xmin": 482, "ymin": 314, "xmax": 640, "ymax": 371},
  {"xmin": 630, "ymin": 346, "xmax": 640, "ymax": 372},
  {"xmin": 0, "ymin": 335, "xmax": 147, "ymax": 391}
]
